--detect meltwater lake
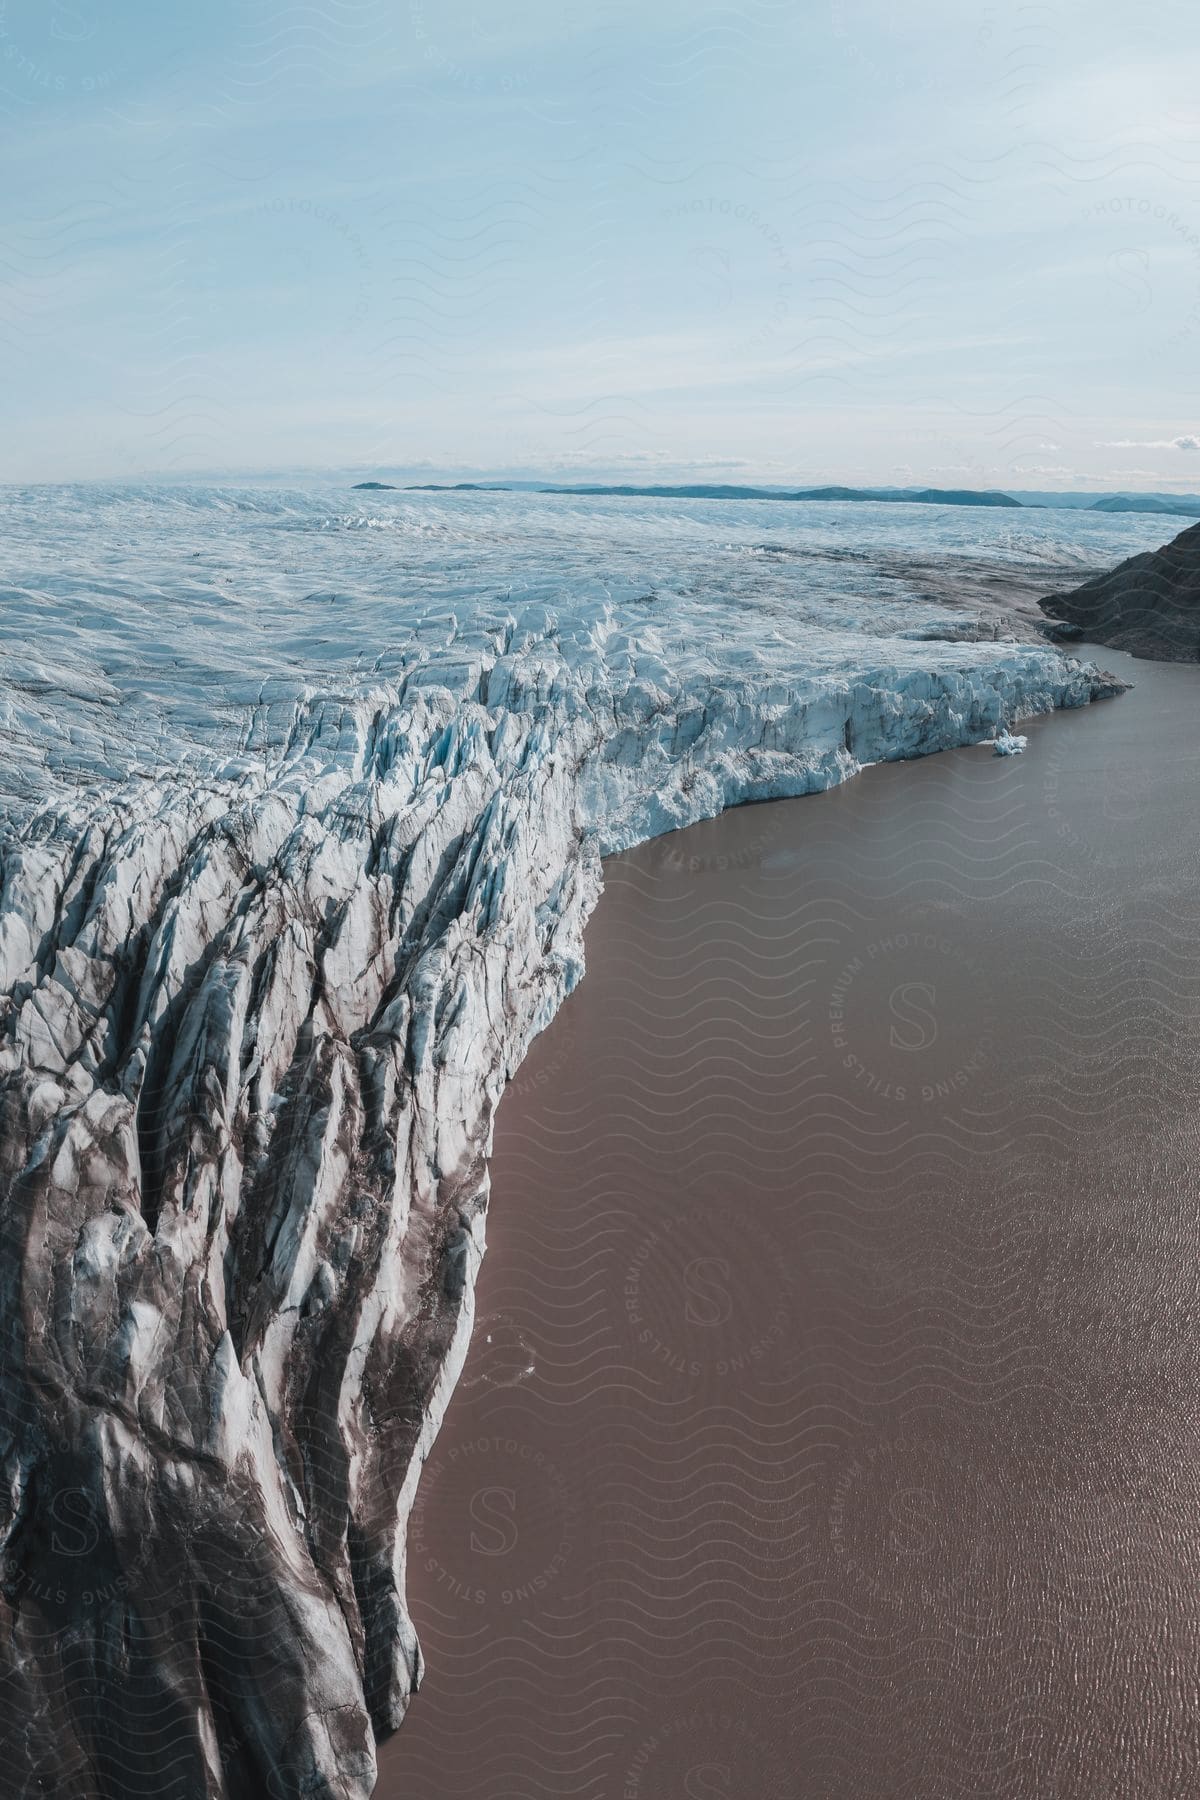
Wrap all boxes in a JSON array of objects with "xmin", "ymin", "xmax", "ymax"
[{"xmin": 381, "ymin": 645, "xmax": 1200, "ymax": 1800}]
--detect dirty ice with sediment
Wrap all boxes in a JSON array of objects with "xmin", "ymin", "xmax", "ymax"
[{"xmin": 0, "ymin": 484, "xmax": 1162, "ymax": 1795}]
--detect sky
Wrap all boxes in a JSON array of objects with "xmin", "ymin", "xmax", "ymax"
[{"xmin": 1, "ymin": 0, "xmax": 1198, "ymax": 488}]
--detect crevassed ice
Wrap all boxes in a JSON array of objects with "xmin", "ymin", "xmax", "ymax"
[{"xmin": 0, "ymin": 486, "xmax": 1129, "ymax": 1798}]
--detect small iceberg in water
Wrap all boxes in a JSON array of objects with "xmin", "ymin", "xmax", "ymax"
[{"xmin": 990, "ymin": 725, "xmax": 1028, "ymax": 756}]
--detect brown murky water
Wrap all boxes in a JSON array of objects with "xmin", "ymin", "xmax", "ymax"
[{"xmin": 378, "ymin": 647, "xmax": 1200, "ymax": 1799}]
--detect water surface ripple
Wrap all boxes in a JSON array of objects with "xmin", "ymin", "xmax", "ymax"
[{"xmin": 381, "ymin": 647, "xmax": 1200, "ymax": 1800}]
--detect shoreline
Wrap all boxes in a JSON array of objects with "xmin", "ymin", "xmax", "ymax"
[
  {"xmin": 379, "ymin": 642, "xmax": 1200, "ymax": 1796},
  {"xmin": 0, "ymin": 478, "xmax": 1171, "ymax": 1797}
]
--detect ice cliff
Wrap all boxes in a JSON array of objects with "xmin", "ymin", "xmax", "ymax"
[{"xmin": 0, "ymin": 556, "xmax": 1122, "ymax": 1795}]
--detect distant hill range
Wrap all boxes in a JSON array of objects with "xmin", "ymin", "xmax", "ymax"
[
  {"xmin": 392, "ymin": 481, "xmax": 1023, "ymax": 508},
  {"xmin": 1040, "ymin": 520, "xmax": 1200, "ymax": 661},
  {"xmin": 1088, "ymin": 494, "xmax": 1200, "ymax": 518},
  {"xmin": 351, "ymin": 479, "xmax": 1200, "ymax": 517}
]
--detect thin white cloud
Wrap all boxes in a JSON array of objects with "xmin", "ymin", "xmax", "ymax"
[
  {"xmin": 1098, "ymin": 436, "xmax": 1200, "ymax": 450},
  {"xmin": 546, "ymin": 452, "xmax": 760, "ymax": 471},
  {"xmin": 1107, "ymin": 468, "xmax": 1196, "ymax": 481}
]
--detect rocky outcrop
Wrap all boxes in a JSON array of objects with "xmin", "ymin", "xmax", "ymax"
[
  {"xmin": 0, "ymin": 587, "xmax": 1124, "ymax": 1797},
  {"xmin": 1040, "ymin": 520, "xmax": 1200, "ymax": 660}
]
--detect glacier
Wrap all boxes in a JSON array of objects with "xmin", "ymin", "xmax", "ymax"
[{"xmin": 0, "ymin": 487, "xmax": 1135, "ymax": 1797}]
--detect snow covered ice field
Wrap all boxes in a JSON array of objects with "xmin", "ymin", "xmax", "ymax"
[{"xmin": 0, "ymin": 485, "xmax": 1170, "ymax": 1796}]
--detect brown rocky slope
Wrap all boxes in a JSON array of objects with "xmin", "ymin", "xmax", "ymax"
[{"xmin": 1041, "ymin": 521, "xmax": 1200, "ymax": 660}]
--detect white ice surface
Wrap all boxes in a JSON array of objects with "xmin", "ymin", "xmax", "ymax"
[{"xmin": 0, "ymin": 485, "xmax": 1137, "ymax": 1795}]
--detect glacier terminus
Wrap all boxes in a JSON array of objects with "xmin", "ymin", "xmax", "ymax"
[{"xmin": 0, "ymin": 485, "xmax": 1149, "ymax": 1796}]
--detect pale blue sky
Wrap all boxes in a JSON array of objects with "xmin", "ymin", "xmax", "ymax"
[{"xmin": 2, "ymin": 0, "xmax": 1198, "ymax": 487}]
